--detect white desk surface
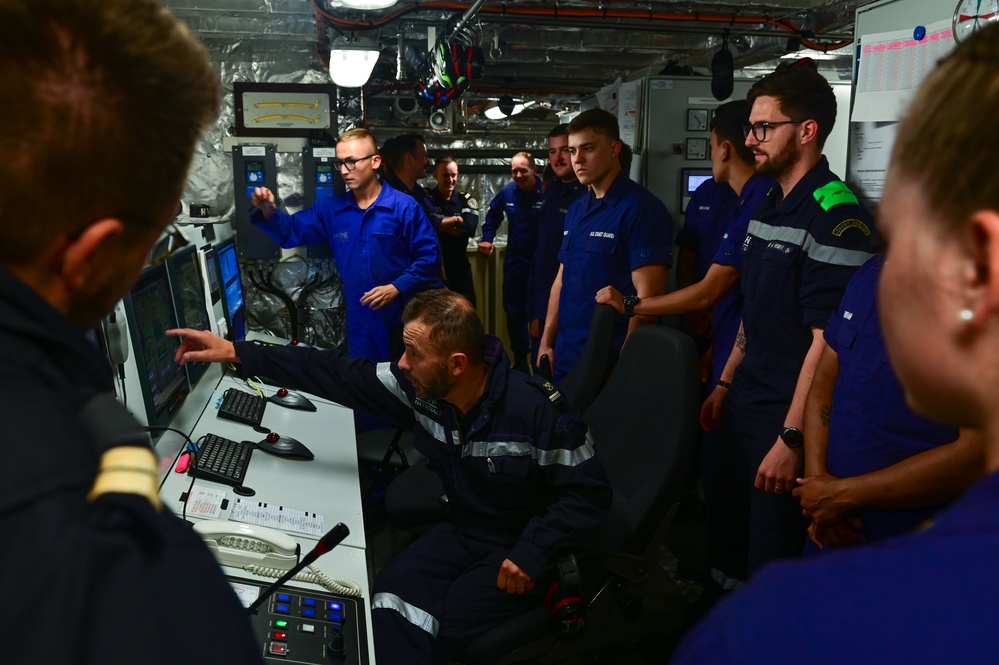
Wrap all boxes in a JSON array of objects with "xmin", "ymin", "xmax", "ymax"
[{"xmin": 158, "ymin": 375, "xmax": 366, "ymax": 551}]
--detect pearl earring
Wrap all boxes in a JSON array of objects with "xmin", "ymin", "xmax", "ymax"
[{"xmin": 959, "ymin": 309, "xmax": 974, "ymax": 322}]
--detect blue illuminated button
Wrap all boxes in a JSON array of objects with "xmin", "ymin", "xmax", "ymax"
[
  {"xmin": 277, "ymin": 594, "xmax": 291, "ymax": 603},
  {"xmin": 302, "ymin": 608, "xmax": 316, "ymax": 619},
  {"xmin": 328, "ymin": 602, "xmax": 343, "ymax": 612},
  {"xmin": 329, "ymin": 612, "xmax": 343, "ymax": 623},
  {"xmin": 269, "ymin": 642, "xmax": 288, "ymax": 656},
  {"xmin": 275, "ymin": 603, "xmax": 290, "ymax": 615},
  {"xmin": 303, "ymin": 598, "xmax": 317, "ymax": 607}
]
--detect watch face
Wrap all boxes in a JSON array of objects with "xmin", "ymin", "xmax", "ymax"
[{"xmin": 954, "ymin": 0, "xmax": 999, "ymax": 43}]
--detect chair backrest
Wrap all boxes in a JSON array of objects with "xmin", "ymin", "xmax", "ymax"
[
  {"xmin": 559, "ymin": 303, "xmax": 618, "ymax": 413},
  {"xmin": 582, "ymin": 324, "xmax": 700, "ymax": 552}
]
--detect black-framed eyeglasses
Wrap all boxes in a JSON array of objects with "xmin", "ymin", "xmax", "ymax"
[
  {"xmin": 742, "ymin": 120, "xmax": 805, "ymax": 142},
  {"xmin": 333, "ymin": 154, "xmax": 376, "ymax": 172}
]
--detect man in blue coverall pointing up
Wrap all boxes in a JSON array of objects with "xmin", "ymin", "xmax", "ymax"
[{"xmin": 249, "ymin": 128, "xmax": 442, "ymax": 364}]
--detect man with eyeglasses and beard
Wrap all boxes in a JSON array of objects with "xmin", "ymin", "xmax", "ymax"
[
  {"xmin": 698, "ymin": 61, "xmax": 877, "ymax": 586},
  {"xmin": 250, "ymin": 128, "xmax": 442, "ymax": 364}
]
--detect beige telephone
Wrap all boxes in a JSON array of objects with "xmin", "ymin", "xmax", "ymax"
[{"xmin": 194, "ymin": 520, "xmax": 362, "ymax": 596}]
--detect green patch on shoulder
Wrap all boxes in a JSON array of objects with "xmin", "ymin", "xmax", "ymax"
[{"xmin": 813, "ymin": 181, "xmax": 859, "ymax": 212}]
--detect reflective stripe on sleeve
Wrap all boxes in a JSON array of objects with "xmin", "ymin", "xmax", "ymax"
[
  {"xmin": 460, "ymin": 435, "xmax": 595, "ymax": 467},
  {"xmin": 376, "ymin": 363, "xmax": 410, "ymax": 406}
]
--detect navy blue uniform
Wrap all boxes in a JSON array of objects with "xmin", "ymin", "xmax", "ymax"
[
  {"xmin": 387, "ymin": 173, "xmax": 442, "ymax": 230},
  {"xmin": 427, "ymin": 186, "xmax": 479, "ymax": 307},
  {"xmin": 0, "ymin": 266, "xmax": 261, "ymax": 665},
  {"xmin": 482, "ymin": 180, "xmax": 543, "ymax": 357},
  {"xmin": 555, "ymin": 172, "xmax": 673, "ymax": 381},
  {"xmin": 528, "ymin": 176, "xmax": 587, "ymax": 361},
  {"xmin": 251, "ymin": 182, "xmax": 443, "ymax": 363},
  {"xmin": 710, "ymin": 157, "xmax": 876, "ymax": 580},
  {"xmin": 822, "ymin": 255, "xmax": 958, "ymax": 543},
  {"xmin": 676, "ymin": 179, "xmax": 738, "ymax": 283},
  {"xmin": 233, "ymin": 336, "xmax": 612, "ymax": 665},
  {"xmin": 672, "ymin": 470, "xmax": 999, "ymax": 664}
]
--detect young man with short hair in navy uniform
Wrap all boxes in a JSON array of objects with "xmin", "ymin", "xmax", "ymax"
[
  {"xmin": 672, "ymin": 25, "xmax": 999, "ymax": 663},
  {"xmin": 383, "ymin": 132, "xmax": 440, "ymax": 227},
  {"xmin": 427, "ymin": 155, "xmax": 479, "ymax": 306},
  {"xmin": 478, "ymin": 152, "xmax": 544, "ymax": 373},
  {"xmin": 250, "ymin": 128, "xmax": 443, "ymax": 364},
  {"xmin": 698, "ymin": 62, "xmax": 877, "ymax": 584},
  {"xmin": 540, "ymin": 108, "xmax": 673, "ymax": 381},
  {"xmin": 169, "ymin": 289, "xmax": 612, "ymax": 665},
  {"xmin": 0, "ymin": 1, "xmax": 261, "ymax": 662},
  {"xmin": 528, "ymin": 125, "xmax": 587, "ymax": 368}
]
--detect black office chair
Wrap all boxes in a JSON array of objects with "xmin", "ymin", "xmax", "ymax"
[
  {"xmin": 458, "ymin": 324, "xmax": 702, "ymax": 664},
  {"xmin": 557, "ymin": 303, "xmax": 617, "ymax": 413},
  {"xmin": 383, "ymin": 304, "xmax": 621, "ymax": 531}
]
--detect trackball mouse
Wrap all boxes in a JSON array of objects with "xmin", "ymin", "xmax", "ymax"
[
  {"xmin": 255, "ymin": 432, "xmax": 315, "ymax": 460},
  {"xmin": 268, "ymin": 388, "xmax": 317, "ymax": 412}
]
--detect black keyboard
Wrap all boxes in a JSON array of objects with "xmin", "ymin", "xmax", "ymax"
[
  {"xmin": 191, "ymin": 433, "xmax": 253, "ymax": 486},
  {"xmin": 217, "ymin": 387, "xmax": 266, "ymax": 427}
]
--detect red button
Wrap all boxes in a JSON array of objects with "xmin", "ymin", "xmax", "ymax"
[{"xmin": 272, "ymin": 631, "xmax": 287, "ymax": 640}]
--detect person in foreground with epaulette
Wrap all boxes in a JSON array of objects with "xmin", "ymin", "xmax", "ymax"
[
  {"xmin": 168, "ymin": 289, "xmax": 613, "ymax": 665},
  {"xmin": 672, "ymin": 23, "xmax": 999, "ymax": 664},
  {"xmin": 427, "ymin": 155, "xmax": 480, "ymax": 307},
  {"xmin": 0, "ymin": 1, "xmax": 261, "ymax": 663},
  {"xmin": 697, "ymin": 61, "xmax": 876, "ymax": 586}
]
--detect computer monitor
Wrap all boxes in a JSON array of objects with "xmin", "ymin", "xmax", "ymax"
[
  {"xmin": 202, "ymin": 245, "xmax": 222, "ymax": 306},
  {"xmin": 216, "ymin": 239, "xmax": 246, "ymax": 342},
  {"xmin": 123, "ymin": 263, "xmax": 190, "ymax": 428},
  {"xmin": 166, "ymin": 245, "xmax": 212, "ymax": 385},
  {"xmin": 680, "ymin": 167, "xmax": 714, "ymax": 214}
]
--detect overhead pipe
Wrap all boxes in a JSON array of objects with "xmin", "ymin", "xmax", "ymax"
[{"xmin": 311, "ymin": 0, "xmax": 852, "ymax": 53}]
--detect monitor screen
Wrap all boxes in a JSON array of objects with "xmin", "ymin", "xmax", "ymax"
[
  {"xmin": 216, "ymin": 239, "xmax": 246, "ymax": 341},
  {"xmin": 202, "ymin": 245, "xmax": 221, "ymax": 305},
  {"xmin": 167, "ymin": 246, "xmax": 211, "ymax": 385},
  {"xmin": 124, "ymin": 263, "xmax": 189, "ymax": 427},
  {"xmin": 683, "ymin": 168, "xmax": 714, "ymax": 195}
]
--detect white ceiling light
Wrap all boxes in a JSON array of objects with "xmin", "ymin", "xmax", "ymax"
[
  {"xmin": 329, "ymin": 35, "xmax": 380, "ymax": 88},
  {"xmin": 484, "ymin": 101, "xmax": 532, "ymax": 120},
  {"xmin": 339, "ymin": 0, "xmax": 399, "ymax": 9}
]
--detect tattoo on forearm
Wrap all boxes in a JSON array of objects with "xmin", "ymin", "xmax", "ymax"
[
  {"xmin": 736, "ymin": 328, "xmax": 747, "ymax": 353},
  {"xmin": 820, "ymin": 405, "xmax": 831, "ymax": 427}
]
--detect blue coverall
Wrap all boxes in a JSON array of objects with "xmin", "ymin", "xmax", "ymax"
[{"xmin": 250, "ymin": 182, "xmax": 443, "ymax": 363}]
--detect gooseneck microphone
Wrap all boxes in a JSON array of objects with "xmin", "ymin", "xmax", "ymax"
[{"xmin": 247, "ymin": 523, "xmax": 350, "ymax": 614}]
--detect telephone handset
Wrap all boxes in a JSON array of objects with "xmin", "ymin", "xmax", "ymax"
[{"xmin": 194, "ymin": 520, "xmax": 363, "ymax": 597}]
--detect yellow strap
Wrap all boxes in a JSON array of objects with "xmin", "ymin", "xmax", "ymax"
[{"xmin": 88, "ymin": 447, "xmax": 162, "ymax": 511}]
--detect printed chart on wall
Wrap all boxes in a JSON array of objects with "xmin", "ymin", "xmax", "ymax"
[{"xmin": 849, "ymin": 18, "xmax": 955, "ymax": 207}]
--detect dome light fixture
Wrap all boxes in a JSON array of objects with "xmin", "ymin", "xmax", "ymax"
[
  {"xmin": 329, "ymin": 34, "xmax": 380, "ymax": 88},
  {"xmin": 339, "ymin": 0, "xmax": 399, "ymax": 10}
]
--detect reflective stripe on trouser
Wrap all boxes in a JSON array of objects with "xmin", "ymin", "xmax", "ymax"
[{"xmin": 372, "ymin": 522, "xmax": 540, "ymax": 665}]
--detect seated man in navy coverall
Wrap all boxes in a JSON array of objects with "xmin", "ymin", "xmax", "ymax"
[
  {"xmin": 169, "ymin": 289, "xmax": 613, "ymax": 665},
  {"xmin": 0, "ymin": 1, "xmax": 260, "ymax": 663},
  {"xmin": 671, "ymin": 25, "xmax": 999, "ymax": 665}
]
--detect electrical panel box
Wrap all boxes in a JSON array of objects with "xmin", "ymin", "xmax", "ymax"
[
  {"xmin": 302, "ymin": 146, "xmax": 346, "ymax": 259},
  {"xmin": 232, "ymin": 144, "xmax": 280, "ymax": 259}
]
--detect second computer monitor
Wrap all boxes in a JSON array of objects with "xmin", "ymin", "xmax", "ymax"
[
  {"xmin": 166, "ymin": 245, "xmax": 212, "ymax": 385},
  {"xmin": 216, "ymin": 239, "xmax": 246, "ymax": 342}
]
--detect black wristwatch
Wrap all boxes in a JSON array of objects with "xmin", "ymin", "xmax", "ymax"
[
  {"xmin": 780, "ymin": 426, "xmax": 804, "ymax": 449},
  {"xmin": 623, "ymin": 295, "xmax": 640, "ymax": 317}
]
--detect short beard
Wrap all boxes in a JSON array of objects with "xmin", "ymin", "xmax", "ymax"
[
  {"xmin": 418, "ymin": 362, "xmax": 455, "ymax": 401},
  {"xmin": 755, "ymin": 138, "xmax": 799, "ymax": 179}
]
